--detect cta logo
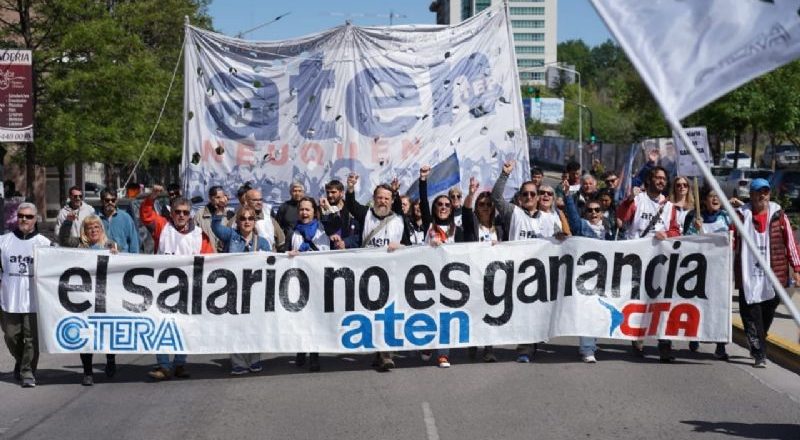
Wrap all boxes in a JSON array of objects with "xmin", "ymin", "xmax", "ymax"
[
  {"xmin": 599, "ymin": 300, "xmax": 700, "ymax": 338},
  {"xmin": 55, "ymin": 315, "xmax": 184, "ymax": 352}
]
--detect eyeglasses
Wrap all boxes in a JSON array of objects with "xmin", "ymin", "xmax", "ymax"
[
  {"xmin": 17, "ymin": 214, "xmax": 35, "ymax": 220},
  {"xmin": 585, "ymin": 207, "xmax": 602, "ymax": 213},
  {"xmin": 173, "ymin": 209, "xmax": 191, "ymax": 216},
  {"xmin": 450, "ymin": 194, "xmax": 462, "ymax": 199},
  {"xmin": 538, "ymin": 190, "xmax": 554, "ymax": 196},
  {"xmin": 70, "ymin": 194, "xmax": 83, "ymax": 199},
  {"xmin": 103, "ymin": 198, "xmax": 117, "ymax": 203},
  {"xmin": 435, "ymin": 202, "xmax": 452, "ymax": 208},
  {"xmin": 520, "ymin": 191, "xmax": 537, "ymax": 198},
  {"xmin": 238, "ymin": 216, "xmax": 256, "ymax": 222}
]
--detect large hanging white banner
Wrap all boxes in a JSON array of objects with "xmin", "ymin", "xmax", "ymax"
[
  {"xmin": 182, "ymin": 3, "xmax": 529, "ymax": 206},
  {"xmin": 591, "ymin": 0, "xmax": 800, "ymax": 120},
  {"xmin": 35, "ymin": 235, "xmax": 732, "ymax": 354}
]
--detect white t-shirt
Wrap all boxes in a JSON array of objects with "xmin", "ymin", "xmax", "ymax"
[
  {"xmin": 158, "ymin": 225, "xmax": 203, "ymax": 255},
  {"xmin": 508, "ymin": 207, "xmax": 547, "ymax": 241},
  {"xmin": 362, "ymin": 211, "xmax": 404, "ymax": 248},
  {"xmin": 0, "ymin": 232, "xmax": 52, "ymax": 313},
  {"xmin": 623, "ymin": 192, "xmax": 674, "ymax": 240}
]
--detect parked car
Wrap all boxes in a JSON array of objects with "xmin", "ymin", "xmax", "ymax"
[
  {"xmin": 761, "ymin": 144, "xmax": 800, "ymax": 168},
  {"xmin": 719, "ymin": 151, "xmax": 752, "ymax": 169},
  {"xmin": 709, "ymin": 165, "xmax": 733, "ymax": 189},
  {"xmin": 720, "ymin": 168, "xmax": 773, "ymax": 200},
  {"xmin": 769, "ymin": 169, "xmax": 800, "ymax": 212}
]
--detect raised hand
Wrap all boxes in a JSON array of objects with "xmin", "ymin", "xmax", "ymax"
[
  {"xmin": 346, "ymin": 173, "xmax": 359, "ymax": 191},
  {"xmin": 648, "ymin": 148, "xmax": 660, "ymax": 163},
  {"xmin": 502, "ymin": 160, "xmax": 515, "ymax": 175},
  {"xmin": 390, "ymin": 176, "xmax": 401, "ymax": 193},
  {"xmin": 468, "ymin": 176, "xmax": 479, "ymax": 195},
  {"xmin": 419, "ymin": 165, "xmax": 431, "ymax": 181}
]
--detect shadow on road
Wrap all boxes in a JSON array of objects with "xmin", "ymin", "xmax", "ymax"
[{"xmin": 681, "ymin": 420, "xmax": 800, "ymax": 440}]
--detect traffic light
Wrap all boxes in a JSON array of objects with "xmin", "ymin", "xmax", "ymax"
[
  {"xmin": 590, "ymin": 131, "xmax": 597, "ymax": 144},
  {"xmin": 534, "ymin": 88, "xmax": 541, "ymax": 103}
]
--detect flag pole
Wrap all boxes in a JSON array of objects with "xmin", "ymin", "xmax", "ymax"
[{"xmin": 667, "ymin": 115, "xmax": 800, "ymax": 328}]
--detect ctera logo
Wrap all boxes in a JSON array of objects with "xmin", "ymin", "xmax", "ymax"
[
  {"xmin": 598, "ymin": 299, "xmax": 700, "ymax": 338},
  {"xmin": 55, "ymin": 315, "xmax": 184, "ymax": 352}
]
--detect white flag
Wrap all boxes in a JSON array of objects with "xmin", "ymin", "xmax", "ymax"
[{"xmin": 591, "ymin": 0, "xmax": 800, "ymax": 120}]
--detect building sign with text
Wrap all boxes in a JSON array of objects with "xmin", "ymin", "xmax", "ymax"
[{"xmin": 0, "ymin": 50, "xmax": 33, "ymax": 142}]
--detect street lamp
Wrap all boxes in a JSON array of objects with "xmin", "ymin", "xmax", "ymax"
[{"xmin": 519, "ymin": 63, "xmax": 583, "ymax": 169}]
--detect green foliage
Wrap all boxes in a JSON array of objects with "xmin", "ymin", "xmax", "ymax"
[{"xmin": 0, "ymin": 0, "xmax": 212, "ymax": 176}]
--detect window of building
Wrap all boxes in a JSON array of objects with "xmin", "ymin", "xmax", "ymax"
[
  {"xmin": 510, "ymin": 7, "xmax": 545, "ymax": 15},
  {"xmin": 519, "ymin": 71, "xmax": 545, "ymax": 81},
  {"xmin": 515, "ymin": 46, "xmax": 545, "ymax": 54},
  {"xmin": 518, "ymin": 59, "xmax": 545, "ymax": 68},
  {"xmin": 511, "ymin": 20, "xmax": 545, "ymax": 29},
  {"xmin": 461, "ymin": 0, "xmax": 474, "ymax": 21},
  {"xmin": 513, "ymin": 33, "xmax": 545, "ymax": 42},
  {"xmin": 475, "ymin": 0, "xmax": 492, "ymax": 13}
]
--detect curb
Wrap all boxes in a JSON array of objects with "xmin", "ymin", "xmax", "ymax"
[{"xmin": 731, "ymin": 318, "xmax": 800, "ymax": 374}]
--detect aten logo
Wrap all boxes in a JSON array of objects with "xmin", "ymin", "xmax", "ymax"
[{"xmin": 55, "ymin": 315, "xmax": 184, "ymax": 352}]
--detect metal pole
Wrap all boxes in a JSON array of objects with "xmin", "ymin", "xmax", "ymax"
[{"xmin": 577, "ymin": 72, "xmax": 582, "ymax": 170}]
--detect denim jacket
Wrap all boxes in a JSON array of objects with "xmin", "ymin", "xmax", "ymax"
[{"xmin": 211, "ymin": 215, "xmax": 270, "ymax": 253}]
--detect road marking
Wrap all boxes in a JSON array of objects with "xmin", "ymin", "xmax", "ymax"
[{"xmin": 422, "ymin": 402, "xmax": 440, "ymax": 440}]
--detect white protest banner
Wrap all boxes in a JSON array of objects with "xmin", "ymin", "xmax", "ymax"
[
  {"xmin": 182, "ymin": 3, "xmax": 529, "ymax": 206},
  {"xmin": 673, "ymin": 127, "xmax": 711, "ymax": 177},
  {"xmin": 35, "ymin": 235, "xmax": 732, "ymax": 354},
  {"xmin": 590, "ymin": 0, "xmax": 800, "ymax": 121}
]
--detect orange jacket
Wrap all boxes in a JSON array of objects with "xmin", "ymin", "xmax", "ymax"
[{"xmin": 139, "ymin": 197, "xmax": 215, "ymax": 254}]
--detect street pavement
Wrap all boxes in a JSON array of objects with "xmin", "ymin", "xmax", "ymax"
[{"xmin": 1, "ymin": 338, "xmax": 798, "ymax": 440}]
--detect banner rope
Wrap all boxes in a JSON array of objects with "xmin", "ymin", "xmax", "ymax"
[{"xmin": 122, "ymin": 33, "xmax": 186, "ymax": 190}]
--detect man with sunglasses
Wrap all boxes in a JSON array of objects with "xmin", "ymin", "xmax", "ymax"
[
  {"xmin": 140, "ymin": 184, "xmax": 215, "ymax": 381},
  {"xmin": 54, "ymin": 186, "xmax": 96, "ymax": 247},
  {"xmin": 617, "ymin": 166, "xmax": 681, "ymax": 361},
  {"xmin": 0, "ymin": 203, "xmax": 52, "ymax": 387},
  {"xmin": 97, "ymin": 189, "xmax": 139, "ymax": 253},
  {"xmin": 734, "ymin": 178, "xmax": 800, "ymax": 368}
]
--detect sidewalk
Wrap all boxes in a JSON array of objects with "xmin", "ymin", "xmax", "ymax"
[{"xmin": 732, "ymin": 288, "xmax": 800, "ymax": 373}]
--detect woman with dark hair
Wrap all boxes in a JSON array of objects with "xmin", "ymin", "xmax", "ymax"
[
  {"xmin": 682, "ymin": 185, "xmax": 731, "ymax": 360},
  {"xmin": 77, "ymin": 216, "xmax": 118, "ymax": 385},
  {"xmin": 287, "ymin": 196, "xmax": 330, "ymax": 372},
  {"xmin": 402, "ymin": 196, "xmax": 426, "ymax": 245},
  {"xmin": 419, "ymin": 170, "xmax": 465, "ymax": 368},
  {"xmin": 461, "ymin": 177, "xmax": 503, "ymax": 362}
]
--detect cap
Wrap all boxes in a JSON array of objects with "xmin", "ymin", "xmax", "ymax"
[{"xmin": 750, "ymin": 178, "xmax": 770, "ymax": 192}]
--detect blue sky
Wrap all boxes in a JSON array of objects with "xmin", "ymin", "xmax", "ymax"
[{"xmin": 207, "ymin": 0, "xmax": 613, "ymax": 46}]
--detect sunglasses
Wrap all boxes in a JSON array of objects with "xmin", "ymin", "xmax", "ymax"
[
  {"xmin": 103, "ymin": 198, "xmax": 117, "ymax": 203},
  {"xmin": 520, "ymin": 191, "xmax": 537, "ymax": 198},
  {"xmin": 238, "ymin": 216, "xmax": 256, "ymax": 222},
  {"xmin": 675, "ymin": 183, "xmax": 688, "ymax": 188},
  {"xmin": 585, "ymin": 207, "xmax": 602, "ymax": 213},
  {"xmin": 173, "ymin": 209, "xmax": 191, "ymax": 216},
  {"xmin": 70, "ymin": 194, "xmax": 83, "ymax": 199},
  {"xmin": 17, "ymin": 214, "xmax": 35, "ymax": 220},
  {"xmin": 450, "ymin": 194, "xmax": 462, "ymax": 199},
  {"xmin": 538, "ymin": 190, "xmax": 554, "ymax": 196},
  {"xmin": 435, "ymin": 202, "xmax": 452, "ymax": 208}
]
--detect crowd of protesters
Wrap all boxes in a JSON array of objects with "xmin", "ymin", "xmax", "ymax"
[{"xmin": 1, "ymin": 155, "xmax": 799, "ymax": 388}]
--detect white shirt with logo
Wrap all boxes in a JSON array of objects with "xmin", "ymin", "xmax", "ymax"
[
  {"xmin": 0, "ymin": 232, "xmax": 52, "ymax": 313},
  {"xmin": 362, "ymin": 211, "xmax": 404, "ymax": 248},
  {"xmin": 623, "ymin": 192, "xmax": 674, "ymax": 240}
]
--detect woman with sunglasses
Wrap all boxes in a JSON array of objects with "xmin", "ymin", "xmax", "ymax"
[
  {"xmin": 669, "ymin": 176, "xmax": 694, "ymax": 234},
  {"xmin": 212, "ymin": 206, "xmax": 271, "ymax": 375},
  {"xmin": 286, "ymin": 197, "xmax": 330, "ymax": 372},
  {"xmin": 418, "ymin": 170, "xmax": 465, "ymax": 368},
  {"xmin": 563, "ymin": 182, "xmax": 617, "ymax": 363},
  {"xmin": 682, "ymin": 185, "xmax": 732, "ymax": 360},
  {"xmin": 537, "ymin": 184, "xmax": 571, "ymax": 237},
  {"xmin": 461, "ymin": 176, "xmax": 502, "ymax": 362},
  {"xmin": 77, "ymin": 216, "xmax": 118, "ymax": 385}
]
